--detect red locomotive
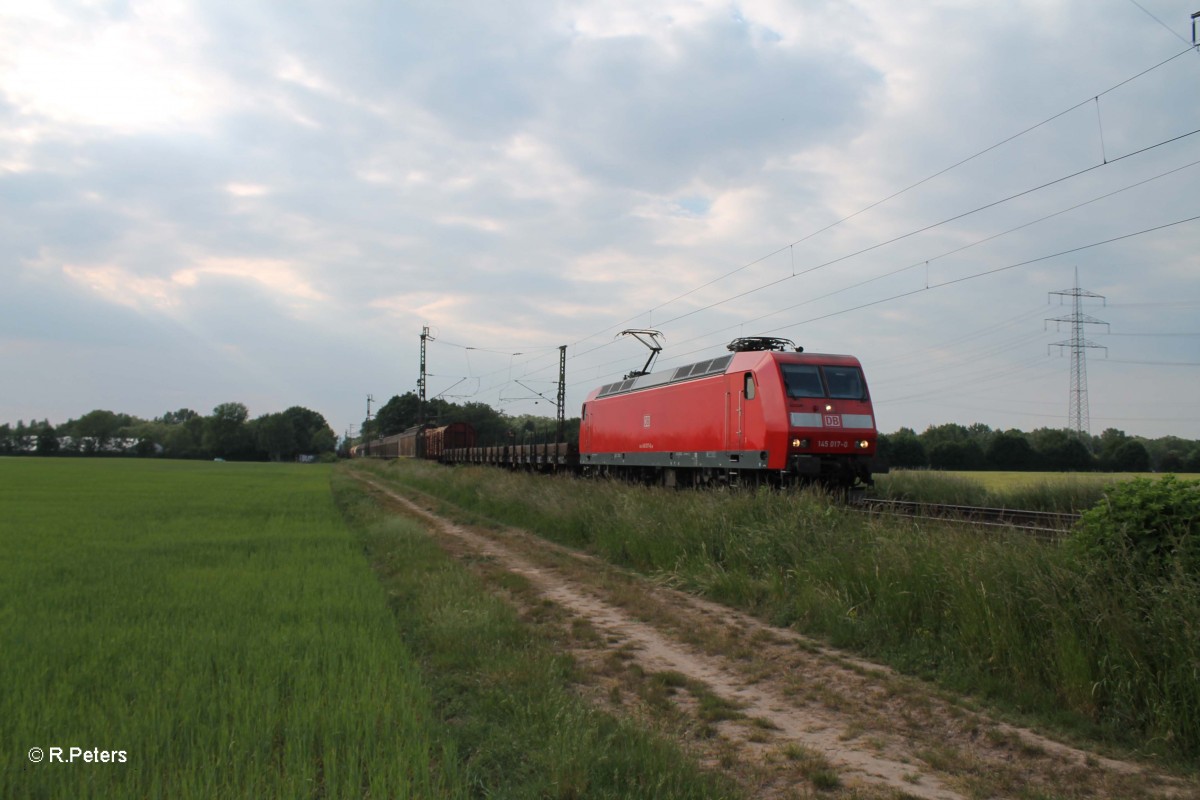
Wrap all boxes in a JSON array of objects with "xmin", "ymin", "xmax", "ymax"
[
  {"xmin": 354, "ymin": 336, "xmax": 880, "ymax": 491},
  {"xmin": 579, "ymin": 337, "xmax": 879, "ymax": 490}
]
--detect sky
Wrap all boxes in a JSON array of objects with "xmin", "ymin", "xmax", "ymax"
[{"xmin": 2, "ymin": 0, "xmax": 1198, "ymax": 442}]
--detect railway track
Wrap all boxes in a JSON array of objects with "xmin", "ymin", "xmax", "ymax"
[{"xmin": 854, "ymin": 498, "xmax": 1082, "ymax": 537}]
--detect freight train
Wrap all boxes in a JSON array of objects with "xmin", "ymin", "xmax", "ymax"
[
  {"xmin": 355, "ymin": 337, "xmax": 882, "ymax": 490},
  {"xmin": 354, "ymin": 421, "xmax": 478, "ymax": 459}
]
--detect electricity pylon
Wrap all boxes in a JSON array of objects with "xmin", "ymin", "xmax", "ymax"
[{"xmin": 1046, "ymin": 267, "xmax": 1108, "ymax": 441}]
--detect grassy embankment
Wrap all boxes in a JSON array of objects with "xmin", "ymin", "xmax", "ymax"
[
  {"xmin": 2, "ymin": 458, "xmax": 734, "ymax": 800},
  {"xmin": 356, "ymin": 458, "xmax": 1200, "ymax": 765}
]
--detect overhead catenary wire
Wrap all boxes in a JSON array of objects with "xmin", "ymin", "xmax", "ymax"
[
  {"xmin": 628, "ymin": 128, "xmax": 1200, "ymax": 337},
  {"xmin": 420, "ymin": 336, "xmax": 566, "ymax": 407},
  {"xmin": 563, "ymin": 124, "xmax": 1200, "ymax": 372},
  {"xmin": 617, "ymin": 210, "xmax": 1199, "ymax": 388},
  {"xmin": 615, "ymin": 155, "xmax": 1200, "ymax": 367},
  {"xmin": 566, "ymin": 45, "xmax": 1200, "ymax": 353},
  {"xmin": 411, "ymin": 41, "xmax": 1200, "ymax": 425},
  {"xmin": 559, "ymin": 213, "xmax": 1200, "ymax": 394}
]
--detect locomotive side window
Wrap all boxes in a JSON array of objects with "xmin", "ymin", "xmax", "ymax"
[
  {"xmin": 825, "ymin": 367, "xmax": 866, "ymax": 399},
  {"xmin": 744, "ymin": 373, "xmax": 756, "ymax": 400},
  {"xmin": 781, "ymin": 364, "xmax": 824, "ymax": 398}
]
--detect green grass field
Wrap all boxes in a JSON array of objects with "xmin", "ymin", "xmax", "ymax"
[
  {"xmin": 872, "ymin": 469, "xmax": 1199, "ymax": 511},
  {"xmin": 2, "ymin": 458, "xmax": 734, "ymax": 800},
  {"xmin": 1, "ymin": 458, "xmax": 462, "ymax": 799},
  {"xmin": 943, "ymin": 470, "xmax": 1199, "ymax": 491}
]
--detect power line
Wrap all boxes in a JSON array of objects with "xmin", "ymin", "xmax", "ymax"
[
  {"xmin": 1100, "ymin": 331, "xmax": 1200, "ymax": 337},
  {"xmin": 1096, "ymin": 358, "xmax": 1200, "ymax": 366},
  {"xmin": 879, "ymin": 355, "xmax": 1060, "ymax": 405},
  {"xmin": 1091, "ymin": 415, "xmax": 1200, "ymax": 422},
  {"xmin": 910, "ymin": 400, "xmax": 1066, "ymax": 421},
  {"xmin": 872, "ymin": 333, "xmax": 1054, "ymax": 394},
  {"xmin": 1107, "ymin": 301, "xmax": 1200, "ymax": 308}
]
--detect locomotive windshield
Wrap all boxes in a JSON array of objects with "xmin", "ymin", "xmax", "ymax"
[
  {"xmin": 824, "ymin": 366, "xmax": 865, "ymax": 399},
  {"xmin": 781, "ymin": 363, "xmax": 867, "ymax": 400},
  {"xmin": 781, "ymin": 364, "xmax": 824, "ymax": 398}
]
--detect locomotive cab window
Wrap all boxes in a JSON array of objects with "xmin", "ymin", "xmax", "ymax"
[
  {"xmin": 780, "ymin": 364, "xmax": 824, "ymax": 398},
  {"xmin": 744, "ymin": 373, "xmax": 756, "ymax": 400},
  {"xmin": 825, "ymin": 367, "xmax": 866, "ymax": 399}
]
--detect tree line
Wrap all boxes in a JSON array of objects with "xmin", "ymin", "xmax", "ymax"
[
  {"xmin": 1, "ymin": 404, "xmax": 337, "ymax": 462},
  {"xmin": 366, "ymin": 392, "xmax": 1197, "ymax": 473},
  {"xmin": 9, "ymin": 395, "xmax": 1195, "ymax": 472},
  {"xmin": 879, "ymin": 423, "xmax": 1200, "ymax": 473}
]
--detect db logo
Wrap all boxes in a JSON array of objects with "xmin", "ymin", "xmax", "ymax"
[{"xmin": 823, "ymin": 415, "xmax": 842, "ymax": 427}]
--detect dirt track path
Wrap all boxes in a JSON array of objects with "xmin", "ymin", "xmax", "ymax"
[{"xmin": 359, "ymin": 476, "xmax": 1194, "ymax": 800}]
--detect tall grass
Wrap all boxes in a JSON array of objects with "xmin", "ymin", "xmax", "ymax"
[
  {"xmin": 1, "ymin": 458, "xmax": 464, "ymax": 799},
  {"xmin": 360, "ymin": 459, "xmax": 1200, "ymax": 762}
]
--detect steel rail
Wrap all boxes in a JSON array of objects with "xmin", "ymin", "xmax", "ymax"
[{"xmin": 853, "ymin": 498, "xmax": 1081, "ymax": 538}]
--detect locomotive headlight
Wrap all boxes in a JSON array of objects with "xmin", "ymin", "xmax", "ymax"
[
  {"xmin": 824, "ymin": 403, "xmax": 833, "ymax": 412},
  {"xmin": 857, "ymin": 440, "xmax": 869, "ymax": 449},
  {"xmin": 791, "ymin": 437, "xmax": 809, "ymax": 449}
]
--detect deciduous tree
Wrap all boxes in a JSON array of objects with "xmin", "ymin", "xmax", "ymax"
[
  {"xmin": 204, "ymin": 402, "xmax": 254, "ymax": 460},
  {"xmin": 75, "ymin": 410, "xmax": 124, "ymax": 453},
  {"xmin": 986, "ymin": 430, "xmax": 1035, "ymax": 470},
  {"xmin": 35, "ymin": 422, "xmax": 60, "ymax": 455},
  {"xmin": 879, "ymin": 428, "xmax": 926, "ymax": 468},
  {"xmin": 1112, "ymin": 440, "xmax": 1151, "ymax": 472}
]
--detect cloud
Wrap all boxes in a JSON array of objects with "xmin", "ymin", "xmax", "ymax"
[
  {"xmin": 0, "ymin": 0, "xmax": 1196, "ymax": 439},
  {"xmin": 0, "ymin": 2, "xmax": 228, "ymax": 134},
  {"xmin": 59, "ymin": 256, "xmax": 329, "ymax": 318},
  {"xmin": 225, "ymin": 183, "xmax": 270, "ymax": 198},
  {"xmin": 537, "ymin": 10, "xmax": 880, "ymax": 192}
]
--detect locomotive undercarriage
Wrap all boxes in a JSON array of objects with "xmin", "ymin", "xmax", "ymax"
[
  {"xmin": 437, "ymin": 442, "xmax": 877, "ymax": 496},
  {"xmin": 787, "ymin": 453, "xmax": 874, "ymax": 489},
  {"xmin": 582, "ymin": 451, "xmax": 874, "ymax": 494}
]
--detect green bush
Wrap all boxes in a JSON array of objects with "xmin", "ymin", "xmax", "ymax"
[
  {"xmin": 1067, "ymin": 476, "xmax": 1200, "ymax": 755},
  {"xmin": 1071, "ymin": 475, "xmax": 1200, "ymax": 580}
]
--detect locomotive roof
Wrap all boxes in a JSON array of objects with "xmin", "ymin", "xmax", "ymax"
[{"xmin": 591, "ymin": 350, "xmax": 859, "ymax": 400}]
